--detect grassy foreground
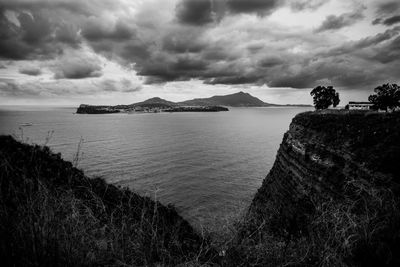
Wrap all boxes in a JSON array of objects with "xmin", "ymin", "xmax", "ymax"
[{"xmin": 0, "ymin": 135, "xmax": 216, "ymax": 266}]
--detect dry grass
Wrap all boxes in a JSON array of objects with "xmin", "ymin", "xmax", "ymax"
[
  {"xmin": 224, "ymin": 175, "xmax": 400, "ymax": 267},
  {"xmin": 0, "ymin": 135, "xmax": 217, "ymax": 266}
]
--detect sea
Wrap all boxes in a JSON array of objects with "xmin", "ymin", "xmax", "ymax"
[{"xmin": 0, "ymin": 106, "xmax": 312, "ymax": 231}]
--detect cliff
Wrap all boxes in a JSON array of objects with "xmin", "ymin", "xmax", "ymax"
[
  {"xmin": 0, "ymin": 136, "xmax": 215, "ymax": 266},
  {"xmin": 229, "ymin": 110, "xmax": 400, "ymax": 266},
  {"xmin": 76, "ymin": 104, "xmax": 121, "ymax": 114}
]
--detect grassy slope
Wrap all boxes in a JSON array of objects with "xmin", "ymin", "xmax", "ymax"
[{"xmin": 0, "ymin": 136, "xmax": 216, "ymax": 266}]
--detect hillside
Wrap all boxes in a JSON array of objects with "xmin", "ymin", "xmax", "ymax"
[
  {"xmin": 0, "ymin": 136, "xmax": 216, "ymax": 266},
  {"xmin": 179, "ymin": 91, "xmax": 279, "ymax": 107},
  {"xmin": 132, "ymin": 97, "xmax": 179, "ymax": 108},
  {"xmin": 228, "ymin": 110, "xmax": 400, "ymax": 266}
]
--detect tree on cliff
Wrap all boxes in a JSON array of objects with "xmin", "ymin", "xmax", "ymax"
[
  {"xmin": 310, "ymin": 86, "xmax": 340, "ymax": 110},
  {"xmin": 368, "ymin": 83, "xmax": 400, "ymax": 111}
]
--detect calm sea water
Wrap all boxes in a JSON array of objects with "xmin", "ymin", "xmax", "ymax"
[{"xmin": 0, "ymin": 106, "xmax": 311, "ymax": 229}]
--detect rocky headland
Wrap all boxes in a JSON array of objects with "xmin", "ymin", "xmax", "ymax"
[{"xmin": 229, "ymin": 110, "xmax": 400, "ymax": 266}]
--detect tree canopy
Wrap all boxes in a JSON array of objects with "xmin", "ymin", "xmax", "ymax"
[
  {"xmin": 310, "ymin": 86, "xmax": 340, "ymax": 110},
  {"xmin": 368, "ymin": 83, "xmax": 400, "ymax": 111}
]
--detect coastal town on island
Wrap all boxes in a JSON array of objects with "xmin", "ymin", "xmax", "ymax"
[{"xmin": 77, "ymin": 104, "xmax": 229, "ymax": 114}]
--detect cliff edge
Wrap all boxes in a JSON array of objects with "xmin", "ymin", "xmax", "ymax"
[{"xmin": 229, "ymin": 111, "xmax": 400, "ymax": 266}]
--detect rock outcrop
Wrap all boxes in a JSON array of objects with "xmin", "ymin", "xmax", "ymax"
[
  {"xmin": 231, "ymin": 111, "xmax": 400, "ymax": 266},
  {"xmin": 76, "ymin": 104, "xmax": 121, "ymax": 114}
]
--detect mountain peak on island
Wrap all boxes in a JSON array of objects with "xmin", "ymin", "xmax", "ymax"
[
  {"xmin": 132, "ymin": 97, "xmax": 178, "ymax": 107},
  {"xmin": 179, "ymin": 91, "xmax": 275, "ymax": 107},
  {"xmin": 146, "ymin": 97, "xmax": 164, "ymax": 101}
]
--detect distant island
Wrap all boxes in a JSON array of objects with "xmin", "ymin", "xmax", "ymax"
[
  {"xmin": 76, "ymin": 104, "xmax": 229, "ymax": 114},
  {"xmin": 76, "ymin": 91, "xmax": 311, "ymax": 114}
]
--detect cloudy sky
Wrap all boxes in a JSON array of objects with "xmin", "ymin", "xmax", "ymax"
[{"xmin": 0, "ymin": 0, "xmax": 399, "ymax": 105}]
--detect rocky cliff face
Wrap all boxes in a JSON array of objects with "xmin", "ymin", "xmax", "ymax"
[
  {"xmin": 250, "ymin": 110, "xmax": 400, "ymax": 222},
  {"xmin": 230, "ymin": 111, "xmax": 400, "ymax": 266}
]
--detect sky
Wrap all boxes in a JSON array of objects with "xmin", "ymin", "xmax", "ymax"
[{"xmin": 0, "ymin": 0, "xmax": 399, "ymax": 106}]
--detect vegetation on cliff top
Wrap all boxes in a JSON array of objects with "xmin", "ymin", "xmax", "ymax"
[
  {"xmin": 368, "ymin": 83, "xmax": 400, "ymax": 111},
  {"xmin": 293, "ymin": 110, "xmax": 400, "ymax": 177},
  {"xmin": 310, "ymin": 86, "xmax": 340, "ymax": 110},
  {"xmin": 0, "ymin": 135, "xmax": 216, "ymax": 266}
]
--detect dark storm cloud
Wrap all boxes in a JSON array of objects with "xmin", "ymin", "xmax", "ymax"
[
  {"xmin": 0, "ymin": 8, "xmax": 81, "ymax": 60},
  {"xmin": 0, "ymin": 0, "xmax": 126, "ymax": 61},
  {"xmin": 162, "ymin": 34, "xmax": 207, "ymax": 53},
  {"xmin": 324, "ymin": 27, "xmax": 400, "ymax": 56},
  {"xmin": 371, "ymin": 36, "xmax": 400, "ymax": 63},
  {"xmin": 176, "ymin": 0, "xmax": 213, "ymax": 25},
  {"xmin": 267, "ymin": 57, "xmax": 384, "ymax": 89},
  {"xmin": 301, "ymin": 27, "xmax": 400, "ymax": 88},
  {"xmin": 55, "ymin": 23, "xmax": 81, "ymax": 45},
  {"xmin": 127, "ymin": 22, "xmax": 399, "ymax": 89},
  {"xmin": 0, "ymin": 10, "xmax": 47, "ymax": 59},
  {"xmin": 173, "ymin": 57, "xmax": 208, "ymax": 71},
  {"xmin": 372, "ymin": 2, "xmax": 400, "ymax": 27},
  {"xmin": 376, "ymin": 1, "xmax": 400, "ymax": 15},
  {"xmin": 316, "ymin": 9, "xmax": 364, "ymax": 32},
  {"xmin": 55, "ymin": 67, "xmax": 102, "ymax": 79},
  {"xmin": 174, "ymin": 0, "xmax": 328, "ymax": 26},
  {"xmin": 19, "ymin": 65, "xmax": 42, "ymax": 76},
  {"xmin": 258, "ymin": 56, "xmax": 285, "ymax": 68},
  {"xmin": 289, "ymin": 0, "xmax": 328, "ymax": 11},
  {"xmin": 121, "ymin": 42, "xmax": 152, "ymax": 62},
  {"xmin": 226, "ymin": 0, "xmax": 280, "ymax": 16},
  {"xmin": 137, "ymin": 55, "xmax": 209, "ymax": 84},
  {"xmin": 382, "ymin": 16, "xmax": 400, "ymax": 26},
  {"xmin": 372, "ymin": 18, "xmax": 382, "ymax": 25},
  {"xmin": 82, "ymin": 19, "xmax": 135, "ymax": 41}
]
